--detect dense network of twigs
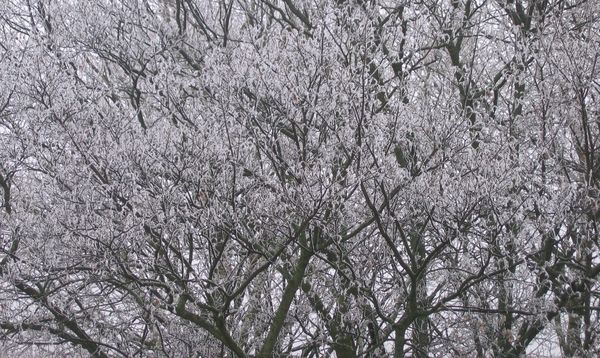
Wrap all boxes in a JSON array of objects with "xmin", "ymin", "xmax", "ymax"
[{"xmin": 1, "ymin": 0, "xmax": 600, "ymax": 357}]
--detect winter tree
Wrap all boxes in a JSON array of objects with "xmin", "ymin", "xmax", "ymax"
[{"xmin": 1, "ymin": 0, "xmax": 600, "ymax": 357}]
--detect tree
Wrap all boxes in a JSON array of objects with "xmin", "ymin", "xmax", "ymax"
[{"xmin": 1, "ymin": 0, "xmax": 600, "ymax": 357}]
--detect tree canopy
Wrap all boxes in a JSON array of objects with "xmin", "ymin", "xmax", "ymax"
[{"xmin": 1, "ymin": 0, "xmax": 600, "ymax": 357}]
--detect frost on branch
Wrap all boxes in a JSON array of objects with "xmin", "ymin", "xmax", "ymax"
[{"xmin": 1, "ymin": 1, "xmax": 600, "ymax": 357}]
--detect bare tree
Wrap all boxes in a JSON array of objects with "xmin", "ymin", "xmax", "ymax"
[{"xmin": 1, "ymin": 0, "xmax": 600, "ymax": 357}]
